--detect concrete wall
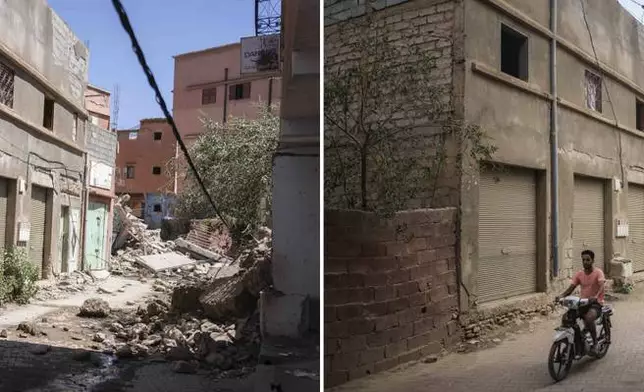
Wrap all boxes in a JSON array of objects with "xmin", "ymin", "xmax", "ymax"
[
  {"xmin": 172, "ymin": 43, "xmax": 281, "ymax": 141},
  {"xmin": 0, "ymin": 0, "xmax": 87, "ymax": 277},
  {"xmin": 115, "ymin": 119, "xmax": 175, "ymax": 195},
  {"xmin": 84, "ymin": 85, "xmax": 110, "ymax": 130},
  {"xmin": 458, "ymin": 0, "xmax": 644, "ymax": 310},
  {"xmin": 143, "ymin": 192, "xmax": 175, "ymax": 229},
  {"xmin": 325, "ymin": 208, "xmax": 460, "ymax": 387}
]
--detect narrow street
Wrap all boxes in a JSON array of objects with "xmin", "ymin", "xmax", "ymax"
[{"xmin": 331, "ymin": 293, "xmax": 644, "ymax": 392}]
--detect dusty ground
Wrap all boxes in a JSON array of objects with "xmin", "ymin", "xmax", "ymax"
[
  {"xmin": 0, "ymin": 278, "xmax": 255, "ymax": 392},
  {"xmin": 330, "ymin": 289, "xmax": 644, "ymax": 392}
]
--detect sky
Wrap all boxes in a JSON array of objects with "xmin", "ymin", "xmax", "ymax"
[
  {"xmin": 619, "ymin": 0, "xmax": 644, "ymax": 21},
  {"xmin": 48, "ymin": 0, "xmax": 256, "ymax": 130}
]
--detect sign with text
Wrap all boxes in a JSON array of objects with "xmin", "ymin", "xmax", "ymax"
[{"xmin": 240, "ymin": 34, "xmax": 280, "ymax": 74}]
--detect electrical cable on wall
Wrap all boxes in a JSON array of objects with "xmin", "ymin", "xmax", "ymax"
[
  {"xmin": 110, "ymin": 0, "xmax": 230, "ymax": 229},
  {"xmin": 579, "ymin": 0, "xmax": 627, "ymax": 186}
]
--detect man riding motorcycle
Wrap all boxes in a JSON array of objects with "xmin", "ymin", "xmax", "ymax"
[{"xmin": 555, "ymin": 249, "xmax": 606, "ymax": 355}]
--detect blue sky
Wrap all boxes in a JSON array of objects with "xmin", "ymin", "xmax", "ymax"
[
  {"xmin": 48, "ymin": 0, "xmax": 255, "ymax": 130},
  {"xmin": 619, "ymin": 0, "xmax": 644, "ymax": 21}
]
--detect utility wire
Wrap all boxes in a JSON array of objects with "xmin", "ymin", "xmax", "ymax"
[
  {"xmin": 580, "ymin": 0, "xmax": 626, "ymax": 185},
  {"xmin": 110, "ymin": 0, "xmax": 230, "ymax": 229}
]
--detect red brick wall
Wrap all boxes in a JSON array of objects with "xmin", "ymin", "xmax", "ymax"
[{"xmin": 325, "ymin": 208, "xmax": 460, "ymax": 387}]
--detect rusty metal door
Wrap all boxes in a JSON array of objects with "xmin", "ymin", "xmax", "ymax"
[
  {"xmin": 478, "ymin": 167, "xmax": 537, "ymax": 303},
  {"xmin": 628, "ymin": 183, "xmax": 644, "ymax": 272},
  {"xmin": 29, "ymin": 185, "xmax": 49, "ymax": 276}
]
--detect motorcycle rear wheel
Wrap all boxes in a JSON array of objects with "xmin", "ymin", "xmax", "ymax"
[{"xmin": 548, "ymin": 339, "xmax": 573, "ymax": 382}]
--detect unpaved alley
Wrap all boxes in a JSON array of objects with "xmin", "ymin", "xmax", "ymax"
[{"xmin": 331, "ymin": 294, "xmax": 644, "ymax": 392}]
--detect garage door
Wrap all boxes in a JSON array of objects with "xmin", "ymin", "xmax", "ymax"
[
  {"xmin": 0, "ymin": 178, "xmax": 8, "ymax": 253},
  {"xmin": 29, "ymin": 185, "xmax": 49, "ymax": 276},
  {"xmin": 573, "ymin": 177, "xmax": 605, "ymax": 272},
  {"xmin": 628, "ymin": 184, "xmax": 644, "ymax": 272},
  {"xmin": 478, "ymin": 167, "xmax": 537, "ymax": 303}
]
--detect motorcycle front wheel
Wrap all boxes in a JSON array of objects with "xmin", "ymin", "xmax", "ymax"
[
  {"xmin": 548, "ymin": 339, "xmax": 573, "ymax": 382},
  {"xmin": 594, "ymin": 320, "xmax": 611, "ymax": 359}
]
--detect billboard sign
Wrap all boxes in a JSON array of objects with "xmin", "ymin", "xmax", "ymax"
[{"xmin": 240, "ymin": 34, "xmax": 280, "ymax": 74}]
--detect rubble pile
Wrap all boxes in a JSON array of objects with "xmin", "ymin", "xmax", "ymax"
[
  {"xmin": 98, "ymin": 296, "xmax": 259, "ymax": 377},
  {"xmin": 34, "ymin": 271, "xmax": 97, "ymax": 301}
]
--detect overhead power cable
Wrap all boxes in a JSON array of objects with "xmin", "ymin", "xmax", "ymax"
[{"xmin": 110, "ymin": 0, "xmax": 230, "ymax": 228}]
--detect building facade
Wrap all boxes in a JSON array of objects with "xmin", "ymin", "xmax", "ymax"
[
  {"xmin": 0, "ymin": 0, "xmax": 88, "ymax": 278},
  {"xmin": 115, "ymin": 118, "xmax": 176, "ymax": 228},
  {"xmin": 84, "ymin": 84, "xmax": 111, "ymax": 130},
  {"xmin": 326, "ymin": 0, "xmax": 644, "ymax": 318},
  {"xmin": 173, "ymin": 43, "xmax": 282, "ymax": 143},
  {"xmin": 84, "ymin": 85, "xmax": 116, "ymax": 272}
]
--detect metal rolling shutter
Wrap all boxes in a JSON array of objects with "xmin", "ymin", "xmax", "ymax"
[
  {"xmin": 478, "ymin": 167, "xmax": 537, "ymax": 303},
  {"xmin": 29, "ymin": 185, "xmax": 48, "ymax": 276},
  {"xmin": 628, "ymin": 184, "xmax": 644, "ymax": 272},
  {"xmin": 573, "ymin": 177, "xmax": 605, "ymax": 272},
  {"xmin": 0, "ymin": 178, "xmax": 7, "ymax": 253}
]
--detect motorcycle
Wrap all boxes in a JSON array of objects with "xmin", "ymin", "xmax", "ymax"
[{"xmin": 547, "ymin": 296, "xmax": 613, "ymax": 382}]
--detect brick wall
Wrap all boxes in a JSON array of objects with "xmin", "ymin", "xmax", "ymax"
[
  {"xmin": 86, "ymin": 123, "xmax": 117, "ymax": 166},
  {"xmin": 324, "ymin": 0, "xmax": 461, "ymax": 210},
  {"xmin": 325, "ymin": 208, "xmax": 460, "ymax": 387}
]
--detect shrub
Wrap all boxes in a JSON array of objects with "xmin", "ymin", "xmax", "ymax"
[{"xmin": 0, "ymin": 247, "xmax": 39, "ymax": 305}]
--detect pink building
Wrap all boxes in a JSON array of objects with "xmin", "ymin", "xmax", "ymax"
[
  {"xmin": 172, "ymin": 43, "xmax": 281, "ymax": 144},
  {"xmin": 84, "ymin": 84, "xmax": 111, "ymax": 130}
]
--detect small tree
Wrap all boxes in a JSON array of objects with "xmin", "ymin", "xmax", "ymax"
[
  {"xmin": 325, "ymin": 9, "xmax": 496, "ymax": 214},
  {"xmin": 173, "ymin": 105, "xmax": 279, "ymax": 232}
]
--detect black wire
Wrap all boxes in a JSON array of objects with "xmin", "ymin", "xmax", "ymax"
[{"xmin": 110, "ymin": 0, "xmax": 230, "ymax": 229}]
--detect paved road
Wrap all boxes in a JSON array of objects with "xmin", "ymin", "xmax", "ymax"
[{"xmin": 331, "ymin": 294, "xmax": 644, "ymax": 392}]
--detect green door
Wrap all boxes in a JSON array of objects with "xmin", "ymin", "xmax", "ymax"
[{"xmin": 85, "ymin": 201, "xmax": 107, "ymax": 270}]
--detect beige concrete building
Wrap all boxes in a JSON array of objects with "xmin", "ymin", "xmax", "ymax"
[
  {"xmin": 0, "ymin": 0, "xmax": 88, "ymax": 278},
  {"xmin": 326, "ymin": 0, "xmax": 644, "ymax": 314}
]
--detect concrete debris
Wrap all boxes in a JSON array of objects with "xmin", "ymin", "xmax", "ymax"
[
  {"xmin": 0, "ymin": 329, "xmax": 8, "ymax": 338},
  {"xmin": 17, "ymin": 321, "xmax": 39, "ymax": 336},
  {"xmin": 79, "ymin": 298, "xmax": 111, "ymax": 318},
  {"xmin": 35, "ymin": 271, "xmax": 96, "ymax": 301}
]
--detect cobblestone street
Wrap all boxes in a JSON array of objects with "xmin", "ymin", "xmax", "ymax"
[{"xmin": 331, "ymin": 294, "xmax": 644, "ymax": 392}]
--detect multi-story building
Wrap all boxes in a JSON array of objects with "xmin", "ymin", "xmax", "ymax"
[
  {"xmin": 115, "ymin": 118, "xmax": 176, "ymax": 228},
  {"xmin": 0, "ymin": 0, "xmax": 88, "ymax": 278},
  {"xmin": 173, "ymin": 43, "xmax": 282, "ymax": 142},
  {"xmin": 326, "ymin": 0, "xmax": 644, "ymax": 335},
  {"xmin": 172, "ymin": 42, "xmax": 282, "ymax": 193},
  {"xmin": 83, "ymin": 85, "xmax": 116, "ymax": 271}
]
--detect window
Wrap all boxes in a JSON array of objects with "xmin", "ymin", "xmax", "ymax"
[
  {"xmin": 72, "ymin": 114, "xmax": 78, "ymax": 141},
  {"xmin": 43, "ymin": 98, "xmax": 54, "ymax": 130},
  {"xmin": 153, "ymin": 131, "xmax": 162, "ymax": 140},
  {"xmin": 638, "ymin": 100, "xmax": 644, "ymax": 132},
  {"xmin": 202, "ymin": 87, "xmax": 217, "ymax": 105},
  {"xmin": 229, "ymin": 83, "xmax": 251, "ymax": 100},
  {"xmin": 500, "ymin": 24, "xmax": 528, "ymax": 81},
  {"xmin": 153, "ymin": 204, "xmax": 162, "ymax": 213},
  {"xmin": 152, "ymin": 166, "xmax": 161, "ymax": 175},
  {"xmin": 584, "ymin": 70, "xmax": 602, "ymax": 112},
  {"xmin": 0, "ymin": 61, "xmax": 14, "ymax": 108},
  {"xmin": 126, "ymin": 165, "xmax": 135, "ymax": 179},
  {"xmin": 128, "ymin": 131, "xmax": 138, "ymax": 140}
]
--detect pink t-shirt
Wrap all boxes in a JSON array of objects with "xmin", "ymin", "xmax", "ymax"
[{"xmin": 571, "ymin": 268, "xmax": 606, "ymax": 304}]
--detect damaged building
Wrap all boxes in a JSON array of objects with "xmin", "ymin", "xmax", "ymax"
[
  {"xmin": 325, "ymin": 0, "xmax": 644, "ymax": 384},
  {"xmin": 0, "ymin": 0, "xmax": 89, "ymax": 278}
]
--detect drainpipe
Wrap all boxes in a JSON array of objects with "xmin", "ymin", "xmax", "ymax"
[
  {"xmin": 80, "ymin": 151, "xmax": 89, "ymax": 272},
  {"xmin": 550, "ymin": 0, "xmax": 559, "ymax": 277},
  {"xmin": 268, "ymin": 77, "xmax": 273, "ymax": 109},
  {"xmin": 223, "ymin": 68, "xmax": 229, "ymax": 123}
]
